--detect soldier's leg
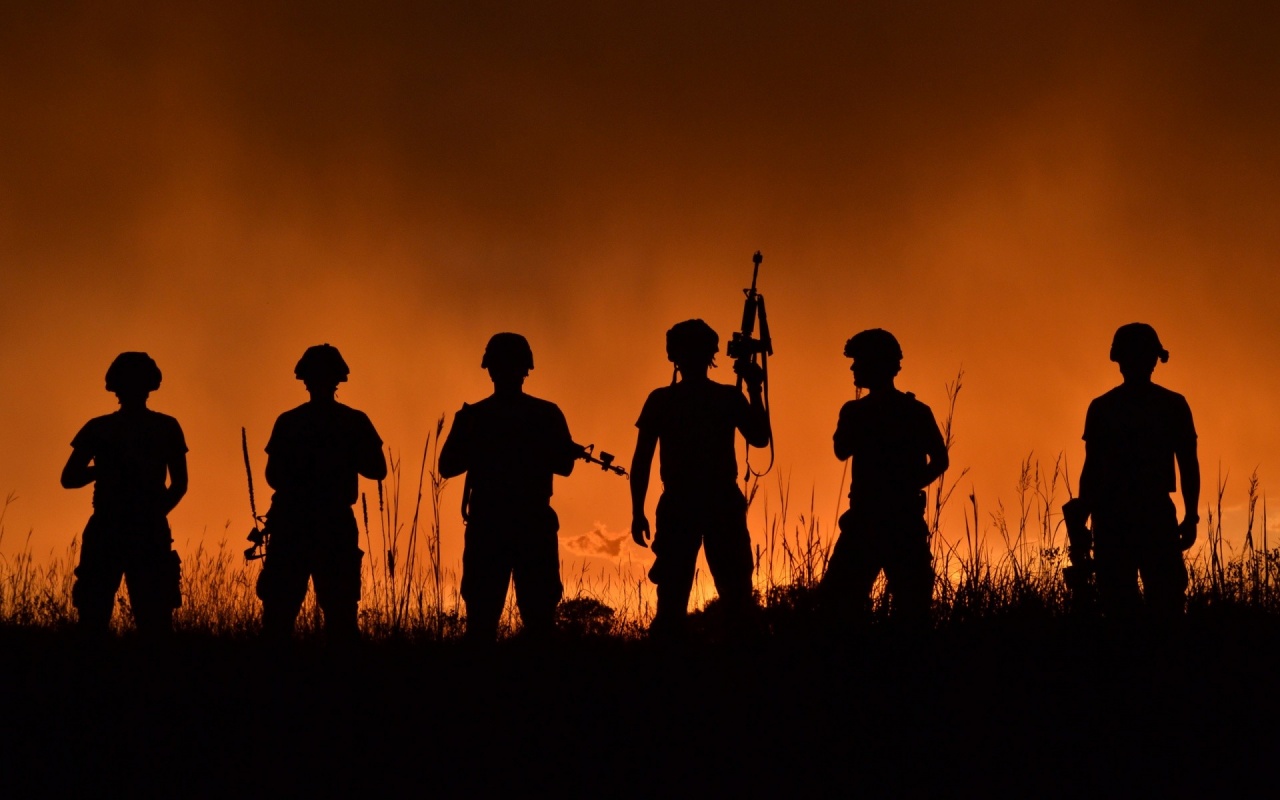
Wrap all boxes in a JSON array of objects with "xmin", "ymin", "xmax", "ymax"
[
  {"xmin": 511, "ymin": 508, "xmax": 563, "ymax": 639},
  {"xmin": 1140, "ymin": 549, "xmax": 1188, "ymax": 618},
  {"xmin": 461, "ymin": 520, "xmax": 514, "ymax": 642},
  {"xmin": 649, "ymin": 496, "xmax": 703, "ymax": 637},
  {"xmin": 310, "ymin": 513, "xmax": 362, "ymax": 641},
  {"xmin": 1092, "ymin": 524, "xmax": 1142, "ymax": 620},
  {"xmin": 256, "ymin": 534, "xmax": 313, "ymax": 640},
  {"xmin": 820, "ymin": 510, "xmax": 884, "ymax": 622},
  {"xmin": 123, "ymin": 527, "xmax": 181, "ymax": 636},
  {"xmin": 701, "ymin": 492, "xmax": 756, "ymax": 630},
  {"xmin": 72, "ymin": 517, "xmax": 126, "ymax": 634},
  {"xmin": 314, "ymin": 546, "xmax": 364, "ymax": 642},
  {"xmin": 1137, "ymin": 505, "xmax": 1188, "ymax": 618},
  {"xmin": 881, "ymin": 518, "xmax": 935, "ymax": 624}
]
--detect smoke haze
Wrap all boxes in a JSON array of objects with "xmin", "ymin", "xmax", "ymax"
[{"xmin": 3, "ymin": 2, "xmax": 1279, "ymax": 576}]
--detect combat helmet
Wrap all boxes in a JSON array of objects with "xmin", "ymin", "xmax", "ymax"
[
  {"xmin": 482, "ymin": 332, "xmax": 534, "ymax": 371},
  {"xmin": 105, "ymin": 352, "xmax": 162, "ymax": 393},
  {"xmin": 295, "ymin": 344, "xmax": 350, "ymax": 383},
  {"xmin": 1110, "ymin": 323, "xmax": 1169, "ymax": 364},
  {"xmin": 666, "ymin": 319, "xmax": 719, "ymax": 366},
  {"xmin": 843, "ymin": 328, "xmax": 903, "ymax": 365}
]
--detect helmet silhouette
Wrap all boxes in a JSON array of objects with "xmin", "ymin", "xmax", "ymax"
[
  {"xmin": 105, "ymin": 352, "xmax": 162, "ymax": 393},
  {"xmin": 481, "ymin": 332, "xmax": 535, "ymax": 371},
  {"xmin": 1110, "ymin": 323, "xmax": 1169, "ymax": 364},
  {"xmin": 666, "ymin": 319, "xmax": 719, "ymax": 365},
  {"xmin": 294, "ymin": 344, "xmax": 350, "ymax": 383},
  {"xmin": 844, "ymin": 329, "xmax": 903, "ymax": 364}
]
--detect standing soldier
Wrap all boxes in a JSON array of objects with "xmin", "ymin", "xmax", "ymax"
[
  {"xmin": 630, "ymin": 319, "xmax": 770, "ymax": 638},
  {"xmin": 439, "ymin": 333, "xmax": 578, "ymax": 642},
  {"xmin": 61, "ymin": 352, "xmax": 187, "ymax": 635},
  {"xmin": 820, "ymin": 329, "xmax": 948, "ymax": 625},
  {"xmin": 1072, "ymin": 323, "xmax": 1199, "ymax": 617},
  {"xmin": 257, "ymin": 344, "xmax": 386, "ymax": 641}
]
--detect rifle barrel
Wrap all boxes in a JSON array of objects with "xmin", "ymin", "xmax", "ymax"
[{"xmin": 241, "ymin": 427, "xmax": 258, "ymax": 524}]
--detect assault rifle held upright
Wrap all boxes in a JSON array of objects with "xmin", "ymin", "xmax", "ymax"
[
  {"xmin": 242, "ymin": 427, "xmax": 269, "ymax": 561},
  {"xmin": 727, "ymin": 251, "xmax": 772, "ymax": 384},
  {"xmin": 727, "ymin": 250, "xmax": 774, "ymax": 479}
]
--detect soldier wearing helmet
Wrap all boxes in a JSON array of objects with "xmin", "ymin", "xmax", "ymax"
[
  {"xmin": 630, "ymin": 319, "xmax": 771, "ymax": 638},
  {"xmin": 257, "ymin": 344, "xmax": 387, "ymax": 640},
  {"xmin": 1076, "ymin": 323, "xmax": 1199, "ymax": 617},
  {"xmin": 820, "ymin": 329, "xmax": 948, "ymax": 625},
  {"xmin": 439, "ymin": 332, "xmax": 579, "ymax": 642},
  {"xmin": 61, "ymin": 352, "xmax": 188, "ymax": 635}
]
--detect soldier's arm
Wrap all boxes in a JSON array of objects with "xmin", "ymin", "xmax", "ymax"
[
  {"xmin": 551, "ymin": 409, "xmax": 576, "ymax": 477},
  {"xmin": 1076, "ymin": 403, "xmax": 1098, "ymax": 511},
  {"xmin": 359, "ymin": 444, "xmax": 388, "ymax": 482},
  {"xmin": 736, "ymin": 365, "xmax": 771, "ymax": 449},
  {"xmin": 629, "ymin": 427, "xmax": 658, "ymax": 547},
  {"xmin": 918, "ymin": 409, "xmax": 949, "ymax": 489},
  {"xmin": 437, "ymin": 405, "xmax": 471, "ymax": 479},
  {"xmin": 834, "ymin": 404, "xmax": 854, "ymax": 461},
  {"xmin": 920, "ymin": 431, "xmax": 950, "ymax": 489},
  {"xmin": 1177, "ymin": 441, "xmax": 1201, "ymax": 524},
  {"xmin": 164, "ymin": 450, "xmax": 189, "ymax": 514},
  {"xmin": 358, "ymin": 418, "xmax": 388, "ymax": 482},
  {"xmin": 264, "ymin": 421, "xmax": 287, "ymax": 490},
  {"xmin": 60, "ymin": 447, "xmax": 95, "ymax": 489}
]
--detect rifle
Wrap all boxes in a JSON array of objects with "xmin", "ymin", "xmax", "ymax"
[
  {"xmin": 726, "ymin": 250, "xmax": 774, "ymax": 479},
  {"xmin": 576, "ymin": 442, "xmax": 628, "ymax": 478},
  {"xmin": 242, "ymin": 427, "xmax": 269, "ymax": 561}
]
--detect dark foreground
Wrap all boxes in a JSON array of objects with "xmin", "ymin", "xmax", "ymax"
[{"xmin": 3, "ymin": 614, "xmax": 1278, "ymax": 798}]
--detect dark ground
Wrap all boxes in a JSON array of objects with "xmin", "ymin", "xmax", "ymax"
[{"xmin": 2, "ymin": 614, "xmax": 1278, "ymax": 798}]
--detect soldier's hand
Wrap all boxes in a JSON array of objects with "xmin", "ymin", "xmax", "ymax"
[
  {"xmin": 1178, "ymin": 515, "xmax": 1199, "ymax": 551},
  {"xmin": 734, "ymin": 360, "xmax": 765, "ymax": 391},
  {"xmin": 631, "ymin": 515, "xmax": 651, "ymax": 548}
]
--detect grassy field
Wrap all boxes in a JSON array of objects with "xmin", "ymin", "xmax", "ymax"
[
  {"xmin": 4, "ymin": 398, "xmax": 1280, "ymax": 794},
  {"xmin": 4, "ymin": 467, "xmax": 1280, "ymax": 796}
]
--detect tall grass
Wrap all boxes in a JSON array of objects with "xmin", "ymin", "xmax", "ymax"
[{"xmin": 3, "ymin": 388, "xmax": 1279, "ymax": 637}]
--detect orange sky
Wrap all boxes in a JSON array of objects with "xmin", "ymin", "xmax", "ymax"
[{"xmin": 3, "ymin": 2, "xmax": 1280, "ymax": 589}]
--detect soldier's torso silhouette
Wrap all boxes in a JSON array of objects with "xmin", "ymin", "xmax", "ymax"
[
  {"xmin": 452, "ymin": 393, "xmax": 574, "ymax": 514},
  {"xmin": 441, "ymin": 389, "xmax": 575, "ymax": 641},
  {"xmin": 637, "ymin": 379, "xmax": 750, "ymax": 496},
  {"xmin": 837, "ymin": 389, "xmax": 942, "ymax": 517},
  {"xmin": 266, "ymin": 401, "xmax": 382, "ymax": 512},
  {"xmin": 1083, "ymin": 383, "xmax": 1194, "ymax": 508},
  {"xmin": 823, "ymin": 388, "xmax": 945, "ymax": 621},
  {"xmin": 1082, "ymin": 380, "xmax": 1196, "ymax": 615},
  {"xmin": 636, "ymin": 376, "xmax": 759, "ymax": 633},
  {"xmin": 258, "ymin": 399, "xmax": 383, "ymax": 639},
  {"xmin": 66, "ymin": 401, "xmax": 186, "ymax": 634},
  {"xmin": 73, "ymin": 409, "xmax": 186, "ymax": 520}
]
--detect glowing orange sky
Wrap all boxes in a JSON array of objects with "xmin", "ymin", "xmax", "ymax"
[{"xmin": 3, "ymin": 3, "xmax": 1280, "ymax": 582}]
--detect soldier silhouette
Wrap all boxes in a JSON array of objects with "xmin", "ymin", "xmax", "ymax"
[
  {"xmin": 630, "ymin": 319, "xmax": 770, "ymax": 638},
  {"xmin": 820, "ymin": 329, "xmax": 948, "ymax": 625},
  {"xmin": 256, "ymin": 344, "xmax": 387, "ymax": 640},
  {"xmin": 61, "ymin": 352, "xmax": 187, "ymax": 635},
  {"xmin": 1072, "ymin": 323, "xmax": 1200, "ymax": 617},
  {"xmin": 439, "ymin": 333, "xmax": 578, "ymax": 642}
]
